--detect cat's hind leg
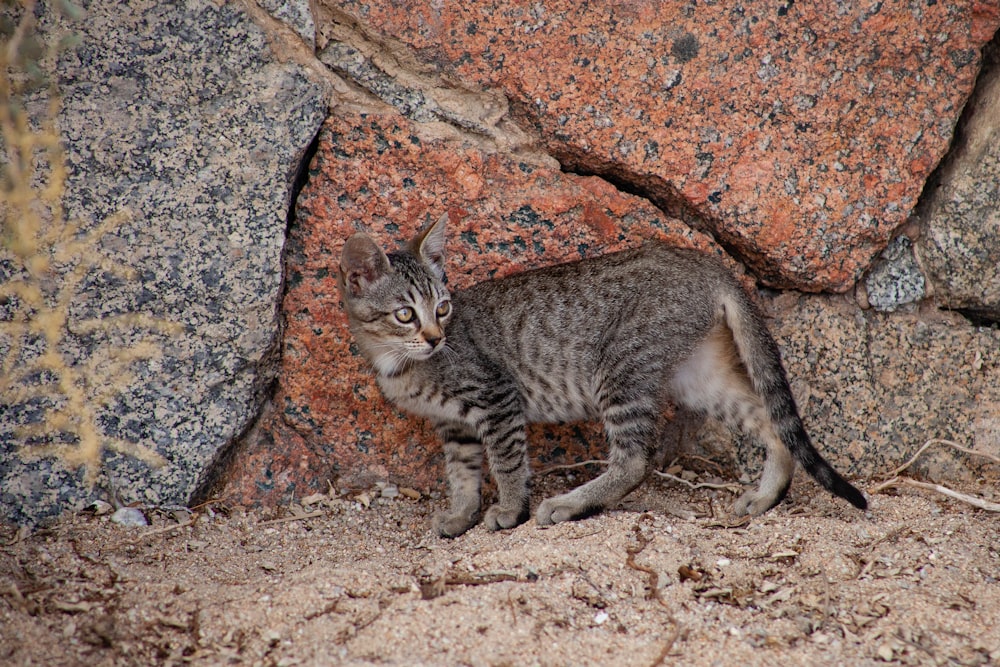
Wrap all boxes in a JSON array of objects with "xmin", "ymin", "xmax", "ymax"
[
  {"xmin": 535, "ymin": 390, "xmax": 656, "ymax": 525},
  {"xmin": 670, "ymin": 324, "xmax": 795, "ymax": 515},
  {"xmin": 433, "ymin": 422, "xmax": 484, "ymax": 538}
]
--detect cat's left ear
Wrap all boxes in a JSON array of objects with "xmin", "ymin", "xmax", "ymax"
[{"xmin": 411, "ymin": 213, "xmax": 448, "ymax": 279}]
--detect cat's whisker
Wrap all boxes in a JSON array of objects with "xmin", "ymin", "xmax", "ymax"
[{"xmin": 435, "ymin": 345, "xmax": 460, "ymax": 375}]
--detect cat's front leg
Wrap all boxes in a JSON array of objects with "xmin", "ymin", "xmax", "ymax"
[
  {"xmin": 433, "ymin": 423, "xmax": 484, "ymax": 538},
  {"xmin": 478, "ymin": 404, "xmax": 531, "ymax": 532}
]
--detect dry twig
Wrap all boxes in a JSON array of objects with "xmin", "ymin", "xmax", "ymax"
[
  {"xmin": 259, "ymin": 510, "xmax": 324, "ymax": 526},
  {"xmin": 127, "ymin": 517, "xmax": 197, "ymax": 544},
  {"xmin": 537, "ymin": 459, "xmax": 608, "ymax": 475},
  {"xmin": 624, "ymin": 514, "xmax": 681, "ymax": 666},
  {"xmin": 873, "ymin": 439, "xmax": 1000, "ymax": 513},
  {"xmin": 650, "ymin": 470, "xmax": 741, "ymax": 493},
  {"xmin": 873, "ymin": 477, "xmax": 1000, "ymax": 512},
  {"xmin": 884, "ymin": 438, "xmax": 1000, "ymax": 478}
]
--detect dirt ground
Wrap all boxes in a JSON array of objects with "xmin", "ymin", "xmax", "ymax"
[{"xmin": 2, "ymin": 471, "xmax": 998, "ymax": 667}]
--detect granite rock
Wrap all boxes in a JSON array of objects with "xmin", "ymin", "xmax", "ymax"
[
  {"xmin": 261, "ymin": 0, "xmax": 316, "ymax": 49},
  {"xmin": 5, "ymin": 0, "xmax": 998, "ymax": 526},
  {"xmin": 318, "ymin": 0, "xmax": 1000, "ymax": 291},
  {"xmin": 0, "ymin": 0, "xmax": 326, "ymax": 524},
  {"xmin": 217, "ymin": 108, "xmax": 729, "ymax": 505},
  {"xmin": 864, "ymin": 235, "xmax": 926, "ymax": 312},
  {"xmin": 916, "ymin": 38, "xmax": 1000, "ymax": 322},
  {"xmin": 777, "ymin": 296, "xmax": 999, "ymax": 482},
  {"xmin": 691, "ymin": 293, "xmax": 1000, "ymax": 486}
]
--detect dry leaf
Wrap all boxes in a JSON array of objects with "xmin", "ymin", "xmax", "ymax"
[
  {"xmin": 301, "ymin": 493, "xmax": 327, "ymax": 506},
  {"xmin": 53, "ymin": 600, "xmax": 92, "ymax": 614},
  {"xmin": 398, "ymin": 487, "xmax": 422, "ymax": 500},
  {"xmin": 876, "ymin": 642, "xmax": 895, "ymax": 661}
]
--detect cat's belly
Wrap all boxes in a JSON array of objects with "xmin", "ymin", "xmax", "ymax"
[{"xmin": 521, "ymin": 383, "xmax": 599, "ymax": 424}]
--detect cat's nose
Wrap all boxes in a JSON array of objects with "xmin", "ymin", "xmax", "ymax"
[{"xmin": 424, "ymin": 334, "xmax": 442, "ymax": 348}]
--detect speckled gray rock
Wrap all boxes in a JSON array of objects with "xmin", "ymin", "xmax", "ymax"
[
  {"xmin": 0, "ymin": 0, "xmax": 326, "ymax": 524},
  {"xmin": 691, "ymin": 294, "xmax": 1000, "ymax": 484},
  {"xmin": 916, "ymin": 43, "xmax": 1000, "ymax": 322},
  {"xmin": 319, "ymin": 42, "xmax": 438, "ymax": 122},
  {"xmin": 864, "ymin": 236, "xmax": 927, "ymax": 312},
  {"xmin": 261, "ymin": 0, "xmax": 316, "ymax": 49}
]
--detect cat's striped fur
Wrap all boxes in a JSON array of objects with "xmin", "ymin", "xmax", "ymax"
[{"xmin": 339, "ymin": 215, "xmax": 867, "ymax": 537}]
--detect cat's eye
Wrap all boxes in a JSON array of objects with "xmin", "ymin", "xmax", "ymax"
[
  {"xmin": 435, "ymin": 300, "xmax": 451, "ymax": 318},
  {"xmin": 394, "ymin": 307, "xmax": 416, "ymax": 324}
]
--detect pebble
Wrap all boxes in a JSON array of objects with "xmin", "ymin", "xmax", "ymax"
[{"xmin": 111, "ymin": 507, "xmax": 148, "ymax": 527}]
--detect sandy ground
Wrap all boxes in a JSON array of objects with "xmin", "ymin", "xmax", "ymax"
[{"xmin": 2, "ymin": 471, "xmax": 998, "ymax": 667}]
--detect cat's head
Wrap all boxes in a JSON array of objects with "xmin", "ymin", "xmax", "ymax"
[{"xmin": 338, "ymin": 214, "xmax": 452, "ymax": 376}]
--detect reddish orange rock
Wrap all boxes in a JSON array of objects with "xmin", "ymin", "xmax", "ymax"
[
  {"xmin": 219, "ymin": 110, "xmax": 725, "ymax": 505},
  {"xmin": 324, "ymin": 0, "xmax": 999, "ymax": 291}
]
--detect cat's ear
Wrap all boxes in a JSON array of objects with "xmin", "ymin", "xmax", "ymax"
[
  {"xmin": 411, "ymin": 213, "xmax": 448, "ymax": 279},
  {"xmin": 339, "ymin": 233, "xmax": 391, "ymax": 297}
]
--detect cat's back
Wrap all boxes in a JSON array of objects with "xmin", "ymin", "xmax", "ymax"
[
  {"xmin": 426, "ymin": 242, "xmax": 742, "ymax": 423},
  {"xmin": 446, "ymin": 241, "xmax": 734, "ymax": 362},
  {"xmin": 456, "ymin": 241, "xmax": 733, "ymax": 310}
]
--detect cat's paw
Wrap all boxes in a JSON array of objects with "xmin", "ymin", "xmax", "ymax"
[
  {"xmin": 482, "ymin": 503, "xmax": 529, "ymax": 531},
  {"xmin": 535, "ymin": 494, "xmax": 598, "ymax": 526},
  {"xmin": 733, "ymin": 489, "xmax": 781, "ymax": 517},
  {"xmin": 433, "ymin": 511, "xmax": 478, "ymax": 538}
]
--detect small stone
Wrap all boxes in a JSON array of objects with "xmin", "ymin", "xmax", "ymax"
[
  {"xmin": 876, "ymin": 643, "xmax": 895, "ymax": 661},
  {"xmin": 110, "ymin": 507, "xmax": 148, "ymax": 528},
  {"xmin": 864, "ymin": 236, "xmax": 926, "ymax": 312},
  {"xmin": 85, "ymin": 500, "xmax": 114, "ymax": 516}
]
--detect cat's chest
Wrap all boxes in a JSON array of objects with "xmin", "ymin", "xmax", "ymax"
[
  {"xmin": 376, "ymin": 373, "xmax": 466, "ymax": 424},
  {"xmin": 520, "ymin": 379, "xmax": 599, "ymax": 423}
]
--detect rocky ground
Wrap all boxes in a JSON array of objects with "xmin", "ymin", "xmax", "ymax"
[{"xmin": 2, "ymin": 471, "xmax": 998, "ymax": 667}]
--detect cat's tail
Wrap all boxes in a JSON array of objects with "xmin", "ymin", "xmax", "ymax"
[{"xmin": 722, "ymin": 290, "xmax": 868, "ymax": 511}]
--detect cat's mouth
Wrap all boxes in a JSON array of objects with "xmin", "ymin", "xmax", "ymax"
[
  {"xmin": 416, "ymin": 339, "xmax": 445, "ymax": 358},
  {"xmin": 398, "ymin": 337, "xmax": 445, "ymax": 362}
]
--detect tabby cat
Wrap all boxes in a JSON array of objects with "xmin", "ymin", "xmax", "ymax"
[{"xmin": 338, "ymin": 215, "xmax": 867, "ymax": 537}]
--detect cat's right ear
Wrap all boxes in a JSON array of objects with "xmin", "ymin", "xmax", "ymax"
[
  {"xmin": 339, "ymin": 234, "xmax": 391, "ymax": 297},
  {"xmin": 411, "ymin": 213, "xmax": 448, "ymax": 279}
]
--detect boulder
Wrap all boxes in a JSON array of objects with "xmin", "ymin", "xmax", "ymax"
[
  {"xmin": 696, "ymin": 294, "xmax": 1000, "ymax": 484},
  {"xmin": 0, "ymin": 0, "xmax": 326, "ymax": 524},
  {"xmin": 916, "ymin": 38, "xmax": 1000, "ymax": 322},
  {"xmin": 315, "ymin": 0, "xmax": 1000, "ymax": 291}
]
